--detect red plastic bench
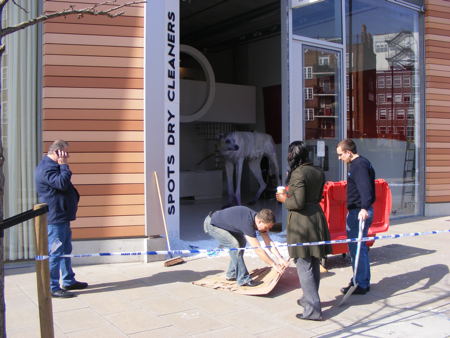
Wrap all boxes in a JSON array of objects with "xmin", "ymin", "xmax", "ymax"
[{"xmin": 320, "ymin": 179, "xmax": 392, "ymax": 255}]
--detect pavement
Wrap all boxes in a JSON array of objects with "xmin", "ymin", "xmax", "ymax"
[{"xmin": 5, "ymin": 216, "xmax": 450, "ymax": 337}]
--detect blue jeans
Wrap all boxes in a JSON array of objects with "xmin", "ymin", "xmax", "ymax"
[
  {"xmin": 203, "ymin": 215, "xmax": 252, "ymax": 286},
  {"xmin": 346, "ymin": 208, "xmax": 373, "ymax": 289},
  {"xmin": 48, "ymin": 223, "xmax": 76, "ymax": 292}
]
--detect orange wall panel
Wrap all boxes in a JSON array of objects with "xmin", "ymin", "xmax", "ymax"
[
  {"xmin": 425, "ymin": 1, "xmax": 450, "ymax": 203},
  {"xmin": 42, "ymin": 0, "xmax": 145, "ymax": 239},
  {"xmin": 72, "ymin": 215, "xmax": 145, "ymax": 228},
  {"xmin": 43, "ymin": 131, "xmax": 144, "ymax": 142},
  {"xmin": 79, "ymin": 194, "xmax": 145, "ymax": 207},
  {"xmin": 44, "ymin": 44, "xmax": 143, "ymax": 58},
  {"xmin": 72, "ymin": 173, "xmax": 144, "ymax": 185},
  {"xmin": 65, "ymin": 152, "xmax": 144, "ymax": 163},
  {"xmin": 43, "ymin": 98, "xmax": 144, "ymax": 110},
  {"xmin": 77, "ymin": 205, "xmax": 145, "ymax": 217},
  {"xmin": 43, "ymin": 88, "xmax": 144, "ymax": 99},
  {"xmin": 44, "ymin": 23, "xmax": 144, "ymax": 37},
  {"xmin": 47, "ymin": 15, "xmax": 144, "ymax": 27},
  {"xmin": 44, "ymin": 33, "xmax": 144, "ymax": 47},
  {"xmin": 70, "ymin": 163, "xmax": 144, "ymax": 174},
  {"xmin": 44, "ymin": 2, "xmax": 144, "ymax": 17},
  {"xmin": 44, "ymin": 55, "xmax": 144, "ymax": 68},
  {"xmin": 72, "ymin": 226, "xmax": 145, "ymax": 239},
  {"xmin": 76, "ymin": 184, "xmax": 144, "ymax": 196},
  {"xmin": 44, "ymin": 65, "xmax": 143, "ymax": 78},
  {"xmin": 44, "ymin": 77, "xmax": 144, "ymax": 89},
  {"xmin": 43, "ymin": 109, "xmax": 143, "ymax": 120},
  {"xmin": 43, "ymin": 120, "xmax": 143, "ymax": 131}
]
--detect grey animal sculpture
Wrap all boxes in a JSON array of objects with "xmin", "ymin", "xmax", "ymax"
[{"xmin": 219, "ymin": 131, "xmax": 280, "ymax": 206}]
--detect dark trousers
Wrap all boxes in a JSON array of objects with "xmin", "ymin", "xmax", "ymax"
[
  {"xmin": 296, "ymin": 256, "xmax": 322, "ymax": 319},
  {"xmin": 346, "ymin": 208, "xmax": 373, "ymax": 289}
]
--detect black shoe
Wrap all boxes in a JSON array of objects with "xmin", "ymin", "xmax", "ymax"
[
  {"xmin": 240, "ymin": 280, "xmax": 262, "ymax": 287},
  {"xmin": 225, "ymin": 277, "xmax": 236, "ymax": 281},
  {"xmin": 52, "ymin": 289, "xmax": 75, "ymax": 298},
  {"xmin": 296, "ymin": 313, "xmax": 323, "ymax": 321},
  {"xmin": 62, "ymin": 281, "xmax": 88, "ymax": 291},
  {"xmin": 340, "ymin": 283, "xmax": 370, "ymax": 295}
]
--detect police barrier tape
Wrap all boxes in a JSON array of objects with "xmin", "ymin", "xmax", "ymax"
[{"xmin": 34, "ymin": 229, "xmax": 450, "ymax": 261}]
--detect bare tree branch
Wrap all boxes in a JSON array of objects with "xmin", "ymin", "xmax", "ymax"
[
  {"xmin": 11, "ymin": 0, "xmax": 29, "ymax": 14},
  {"xmin": 0, "ymin": 0, "xmax": 8, "ymax": 12},
  {"xmin": 0, "ymin": 0, "xmax": 146, "ymax": 38}
]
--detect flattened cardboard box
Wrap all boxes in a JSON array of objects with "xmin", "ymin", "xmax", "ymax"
[{"xmin": 192, "ymin": 262, "xmax": 290, "ymax": 296}]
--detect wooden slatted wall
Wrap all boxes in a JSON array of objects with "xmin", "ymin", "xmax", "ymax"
[
  {"xmin": 425, "ymin": 0, "xmax": 450, "ymax": 204},
  {"xmin": 42, "ymin": 0, "xmax": 145, "ymax": 239}
]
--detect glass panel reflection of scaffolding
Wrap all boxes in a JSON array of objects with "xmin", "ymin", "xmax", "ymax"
[{"xmin": 346, "ymin": 0, "xmax": 421, "ymax": 216}]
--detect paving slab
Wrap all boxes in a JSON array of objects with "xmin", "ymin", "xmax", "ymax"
[{"xmin": 104, "ymin": 309, "xmax": 172, "ymax": 335}]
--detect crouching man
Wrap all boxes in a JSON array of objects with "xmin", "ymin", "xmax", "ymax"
[{"xmin": 204, "ymin": 206, "xmax": 286, "ymax": 287}]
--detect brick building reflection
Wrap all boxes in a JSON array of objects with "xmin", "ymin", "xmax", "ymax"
[{"xmin": 348, "ymin": 26, "xmax": 417, "ymax": 142}]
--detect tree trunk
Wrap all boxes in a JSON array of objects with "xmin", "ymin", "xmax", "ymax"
[
  {"xmin": 0, "ymin": 51, "xmax": 6, "ymax": 338},
  {"xmin": 0, "ymin": 5, "xmax": 6, "ymax": 335},
  {"xmin": 0, "ymin": 237, "xmax": 4, "ymax": 338}
]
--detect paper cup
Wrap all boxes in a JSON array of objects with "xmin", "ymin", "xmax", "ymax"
[{"xmin": 276, "ymin": 186, "xmax": 286, "ymax": 194}]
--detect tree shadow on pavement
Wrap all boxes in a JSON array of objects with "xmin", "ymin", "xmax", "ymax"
[
  {"xmin": 79, "ymin": 269, "xmax": 223, "ymax": 295},
  {"xmin": 324, "ymin": 244, "xmax": 436, "ymax": 270},
  {"xmin": 321, "ymin": 263, "xmax": 449, "ymax": 323}
]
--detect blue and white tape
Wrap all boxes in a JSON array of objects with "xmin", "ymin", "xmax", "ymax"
[{"xmin": 34, "ymin": 229, "xmax": 450, "ymax": 261}]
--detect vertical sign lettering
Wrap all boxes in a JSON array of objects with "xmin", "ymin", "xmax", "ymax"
[{"xmin": 165, "ymin": 5, "xmax": 179, "ymax": 238}]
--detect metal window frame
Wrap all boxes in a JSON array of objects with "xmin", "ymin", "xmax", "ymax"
[{"xmin": 385, "ymin": 0, "xmax": 424, "ymax": 13}]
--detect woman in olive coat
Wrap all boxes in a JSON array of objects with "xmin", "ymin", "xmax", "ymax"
[{"xmin": 276, "ymin": 141, "xmax": 331, "ymax": 321}]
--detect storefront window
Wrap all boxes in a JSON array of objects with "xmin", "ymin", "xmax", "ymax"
[
  {"xmin": 346, "ymin": 0, "xmax": 421, "ymax": 216},
  {"xmin": 292, "ymin": 0, "xmax": 342, "ymax": 43}
]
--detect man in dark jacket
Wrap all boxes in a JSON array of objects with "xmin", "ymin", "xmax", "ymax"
[
  {"xmin": 35, "ymin": 139, "xmax": 87, "ymax": 298},
  {"xmin": 337, "ymin": 139, "xmax": 375, "ymax": 295}
]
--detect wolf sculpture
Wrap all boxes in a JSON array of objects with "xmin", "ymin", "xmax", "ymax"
[{"xmin": 219, "ymin": 131, "xmax": 280, "ymax": 206}]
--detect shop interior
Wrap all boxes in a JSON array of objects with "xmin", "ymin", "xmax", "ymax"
[{"xmin": 178, "ymin": 0, "xmax": 283, "ymax": 242}]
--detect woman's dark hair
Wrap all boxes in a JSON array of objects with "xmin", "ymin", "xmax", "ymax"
[{"xmin": 286, "ymin": 141, "xmax": 309, "ymax": 184}]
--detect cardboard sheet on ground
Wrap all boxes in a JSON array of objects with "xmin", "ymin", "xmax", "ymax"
[{"xmin": 192, "ymin": 262, "xmax": 289, "ymax": 295}]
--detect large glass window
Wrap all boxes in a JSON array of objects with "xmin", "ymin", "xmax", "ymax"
[
  {"xmin": 292, "ymin": 0, "xmax": 342, "ymax": 43},
  {"xmin": 346, "ymin": 0, "xmax": 421, "ymax": 216}
]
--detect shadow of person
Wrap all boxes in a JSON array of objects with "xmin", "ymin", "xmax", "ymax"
[
  {"xmin": 324, "ymin": 244, "xmax": 436, "ymax": 270},
  {"xmin": 322, "ymin": 263, "xmax": 449, "ymax": 321},
  {"xmin": 369, "ymin": 244, "xmax": 436, "ymax": 267},
  {"xmin": 79, "ymin": 269, "xmax": 223, "ymax": 295}
]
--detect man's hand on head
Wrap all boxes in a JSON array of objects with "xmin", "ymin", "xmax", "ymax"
[{"xmin": 56, "ymin": 150, "xmax": 69, "ymax": 165}]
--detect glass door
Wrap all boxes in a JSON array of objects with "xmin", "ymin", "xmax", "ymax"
[
  {"xmin": 302, "ymin": 45, "xmax": 342, "ymax": 181},
  {"xmin": 289, "ymin": 42, "xmax": 343, "ymax": 182}
]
